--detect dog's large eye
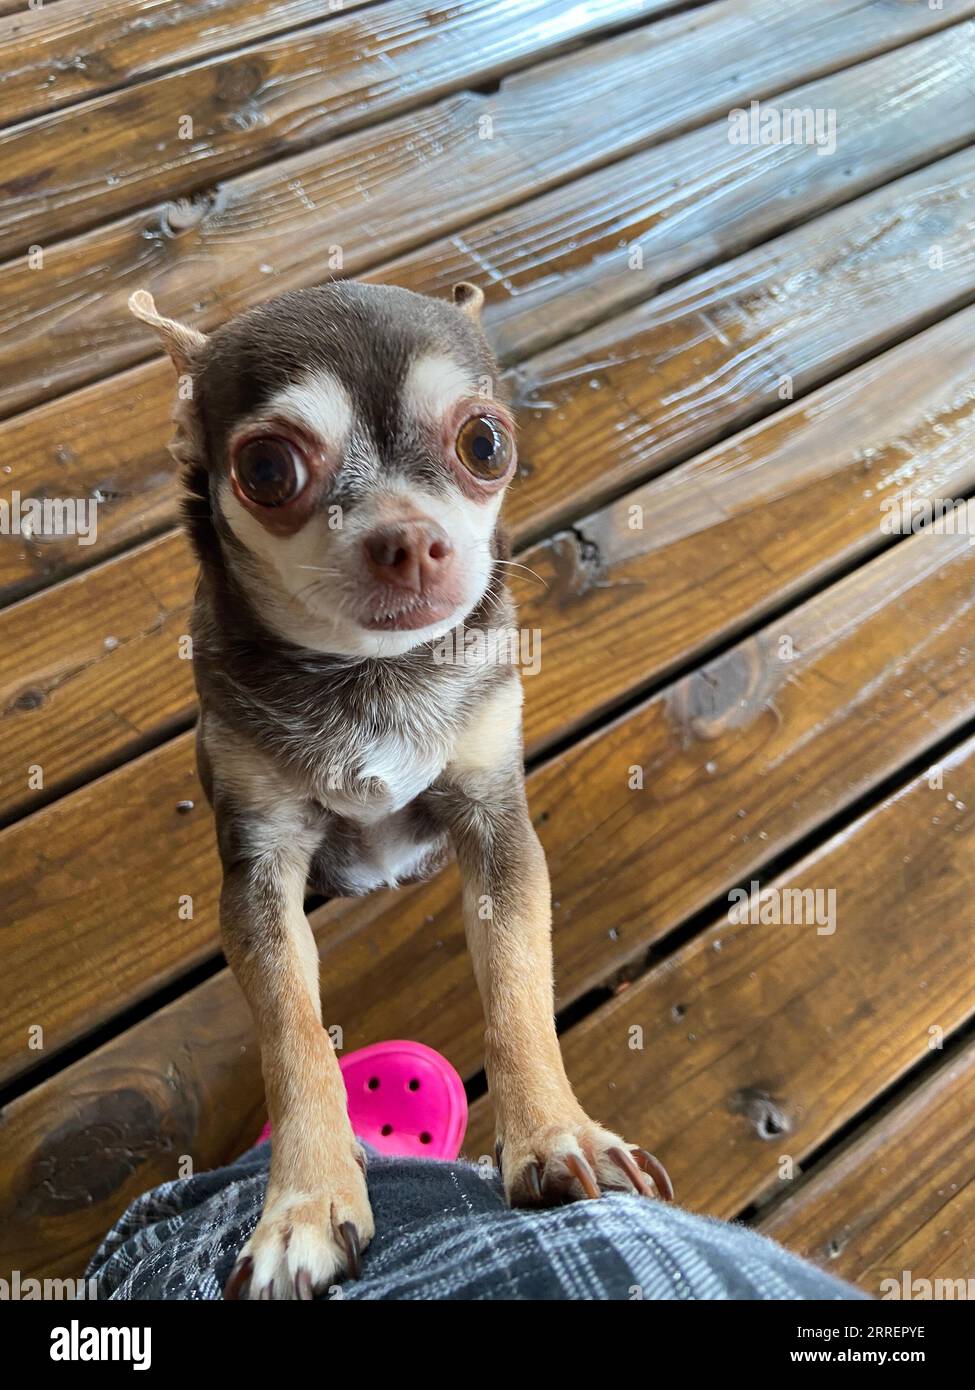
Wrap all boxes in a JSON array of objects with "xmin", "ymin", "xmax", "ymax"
[
  {"xmin": 455, "ymin": 414, "xmax": 514, "ymax": 481},
  {"xmin": 234, "ymin": 437, "xmax": 307, "ymax": 507}
]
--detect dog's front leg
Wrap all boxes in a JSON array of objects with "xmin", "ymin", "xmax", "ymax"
[
  {"xmin": 441, "ymin": 683, "xmax": 672, "ymax": 1207},
  {"xmin": 218, "ymin": 816, "xmax": 373, "ymax": 1299}
]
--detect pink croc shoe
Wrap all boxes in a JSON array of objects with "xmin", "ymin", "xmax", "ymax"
[
  {"xmin": 257, "ymin": 1040, "xmax": 467, "ymax": 1160},
  {"xmin": 341, "ymin": 1040, "xmax": 467, "ymax": 1159}
]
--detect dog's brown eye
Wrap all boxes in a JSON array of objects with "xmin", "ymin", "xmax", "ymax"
[
  {"xmin": 234, "ymin": 437, "xmax": 307, "ymax": 507},
  {"xmin": 455, "ymin": 415, "xmax": 513, "ymax": 481}
]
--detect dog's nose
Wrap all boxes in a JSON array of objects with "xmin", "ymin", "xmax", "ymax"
[{"xmin": 363, "ymin": 520, "xmax": 454, "ymax": 593}]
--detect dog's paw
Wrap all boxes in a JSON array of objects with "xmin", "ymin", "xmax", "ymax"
[
  {"xmin": 224, "ymin": 1159, "xmax": 374, "ymax": 1300},
  {"xmin": 498, "ymin": 1121, "xmax": 673, "ymax": 1208}
]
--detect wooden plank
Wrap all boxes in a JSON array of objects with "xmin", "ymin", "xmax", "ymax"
[
  {"xmin": 385, "ymin": 21, "xmax": 975, "ymax": 366},
  {"xmin": 0, "ymin": 0, "xmax": 374, "ymax": 126},
  {"xmin": 0, "ymin": 0, "xmax": 54, "ymax": 15},
  {"xmin": 504, "ymin": 146, "xmax": 975, "ymax": 544},
  {"xmin": 4, "ymin": 98, "xmax": 975, "ymax": 596},
  {"xmin": 0, "ymin": 732, "xmax": 216, "ymax": 1089},
  {"xmin": 758, "ymin": 1038, "xmax": 975, "ymax": 1294},
  {"xmin": 6, "ymin": 299, "xmax": 975, "ymax": 822},
  {"xmin": 0, "ymin": 0, "xmax": 695, "ymax": 258},
  {"xmin": 3, "ymin": 509, "xmax": 975, "ymax": 1277},
  {"xmin": 516, "ymin": 302, "xmax": 975, "ymax": 743},
  {"xmin": 0, "ymin": 362, "xmax": 177, "ymax": 596},
  {"xmin": 0, "ymin": 531, "xmax": 196, "ymax": 821},
  {"xmin": 2, "ymin": 9, "xmax": 973, "ymax": 418},
  {"xmin": 464, "ymin": 732, "xmax": 975, "ymax": 1225}
]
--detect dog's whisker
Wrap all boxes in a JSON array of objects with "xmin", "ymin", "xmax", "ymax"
[
  {"xmin": 494, "ymin": 558, "xmax": 548, "ymax": 588},
  {"xmin": 469, "ymin": 540, "xmax": 547, "ymax": 590}
]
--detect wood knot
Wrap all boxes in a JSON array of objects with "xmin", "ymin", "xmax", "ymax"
[
  {"xmin": 161, "ymin": 197, "xmax": 209, "ymax": 235},
  {"xmin": 216, "ymin": 57, "xmax": 266, "ymax": 105},
  {"xmin": 27, "ymin": 1086, "xmax": 187, "ymax": 1214},
  {"xmin": 668, "ymin": 636, "xmax": 780, "ymax": 741},
  {"xmin": 730, "ymin": 1086, "xmax": 792, "ymax": 1141},
  {"xmin": 9, "ymin": 687, "xmax": 46, "ymax": 712},
  {"xmin": 544, "ymin": 527, "xmax": 605, "ymax": 601},
  {"xmin": 159, "ymin": 186, "xmax": 225, "ymax": 237}
]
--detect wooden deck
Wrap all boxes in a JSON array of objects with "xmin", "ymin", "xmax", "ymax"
[{"xmin": 1, "ymin": 0, "xmax": 975, "ymax": 1296}]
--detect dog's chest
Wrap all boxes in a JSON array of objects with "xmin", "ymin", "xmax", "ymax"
[
  {"xmin": 301, "ymin": 660, "xmax": 477, "ymax": 824},
  {"xmin": 307, "ymin": 728, "xmax": 451, "ymax": 897},
  {"xmin": 316, "ymin": 727, "xmax": 447, "ymax": 825}
]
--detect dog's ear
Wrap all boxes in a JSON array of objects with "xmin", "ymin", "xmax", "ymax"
[
  {"xmin": 128, "ymin": 292, "xmax": 209, "ymax": 546},
  {"xmin": 128, "ymin": 290, "xmax": 207, "ymax": 374},
  {"xmin": 452, "ymin": 281, "xmax": 485, "ymax": 322}
]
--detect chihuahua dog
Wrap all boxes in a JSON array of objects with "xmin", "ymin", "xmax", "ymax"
[{"xmin": 130, "ymin": 280, "xmax": 672, "ymax": 1300}]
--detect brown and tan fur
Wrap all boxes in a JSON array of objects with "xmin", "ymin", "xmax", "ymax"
[{"xmin": 130, "ymin": 280, "xmax": 670, "ymax": 1300}]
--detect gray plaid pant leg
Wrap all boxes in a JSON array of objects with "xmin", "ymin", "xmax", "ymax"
[{"xmin": 87, "ymin": 1144, "xmax": 867, "ymax": 1301}]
